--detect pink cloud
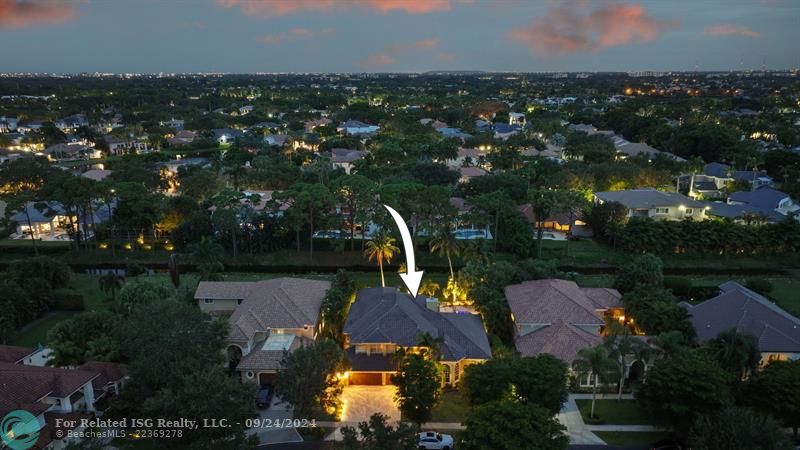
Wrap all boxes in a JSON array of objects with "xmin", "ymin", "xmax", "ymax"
[
  {"xmin": 508, "ymin": 0, "xmax": 674, "ymax": 55},
  {"xmin": 0, "ymin": 0, "xmax": 77, "ymax": 29},
  {"xmin": 704, "ymin": 24, "xmax": 761, "ymax": 38},
  {"xmin": 256, "ymin": 27, "xmax": 326, "ymax": 45},
  {"xmin": 437, "ymin": 52, "xmax": 455, "ymax": 63},
  {"xmin": 218, "ymin": 0, "xmax": 451, "ymax": 18},
  {"xmin": 414, "ymin": 38, "xmax": 440, "ymax": 50},
  {"xmin": 359, "ymin": 54, "xmax": 395, "ymax": 67},
  {"xmin": 361, "ymin": 37, "xmax": 442, "ymax": 67}
]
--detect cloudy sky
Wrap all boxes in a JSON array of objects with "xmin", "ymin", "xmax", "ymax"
[{"xmin": 0, "ymin": 0, "xmax": 797, "ymax": 73}]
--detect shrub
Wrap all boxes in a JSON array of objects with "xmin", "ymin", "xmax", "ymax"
[
  {"xmin": 6, "ymin": 256, "xmax": 71, "ymax": 288},
  {"xmin": 663, "ymin": 276, "xmax": 692, "ymax": 297},
  {"xmin": 745, "ymin": 278, "xmax": 773, "ymax": 295}
]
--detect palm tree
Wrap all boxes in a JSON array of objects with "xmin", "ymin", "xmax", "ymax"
[
  {"xmin": 429, "ymin": 223, "xmax": 461, "ymax": 281},
  {"xmin": 364, "ymin": 232, "xmax": 399, "ymax": 287},
  {"xmin": 419, "ymin": 280, "xmax": 441, "ymax": 298},
  {"xmin": 603, "ymin": 319, "xmax": 645, "ymax": 401},
  {"xmin": 417, "ymin": 331, "xmax": 444, "ymax": 361},
  {"xmin": 573, "ymin": 345, "xmax": 616, "ymax": 419},
  {"xmin": 647, "ymin": 330, "xmax": 689, "ymax": 361},
  {"xmin": 189, "ymin": 236, "xmax": 225, "ymax": 281},
  {"xmin": 98, "ymin": 272, "xmax": 124, "ymax": 302},
  {"xmin": 709, "ymin": 328, "xmax": 760, "ymax": 380}
]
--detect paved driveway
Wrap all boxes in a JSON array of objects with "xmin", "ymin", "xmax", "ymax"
[
  {"xmin": 340, "ymin": 385, "xmax": 400, "ymax": 423},
  {"xmin": 248, "ymin": 394, "xmax": 303, "ymax": 446}
]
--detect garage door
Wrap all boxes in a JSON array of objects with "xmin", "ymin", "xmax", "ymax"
[
  {"xmin": 348, "ymin": 372, "xmax": 384, "ymax": 385},
  {"xmin": 259, "ymin": 372, "xmax": 276, "ymax": 386}
]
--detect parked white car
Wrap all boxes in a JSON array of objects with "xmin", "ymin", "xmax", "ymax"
[{"xmin": 418, "ymin": 431, "xmax": 454, "ymax": 450}]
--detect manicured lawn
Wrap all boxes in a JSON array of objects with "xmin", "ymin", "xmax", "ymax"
[
  {"xmin": 575, "ymin": 399, "xmax": 650, "ymax": 425},
  {"xmin": 592, "ymin": 431, "xmax": 672, "ymax": 449},
  {"xmin": 430, "ymin": 390, "xmax": 471, "ymax": 423},
  {"xmin": 10, "ymin": 311, "xmax": 78, "ymax": 347}
]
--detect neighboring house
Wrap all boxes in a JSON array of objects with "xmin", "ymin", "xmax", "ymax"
[
  {"xmin": 681, "ymin": 282, "xmax": 800, "ymax": 365},
  {"xmin": 330, "ymin": 148, "xmax": 366, "ymax": 174},
  {"xmin": 212, "ymin": 128, "xmax": 244, "ymax": 145},
  {"xmin": 343, "ymin": 287, "xmax": 491, "ymax": 386},
  {"xmin": 0, "ymin": 345, "xmax": 126, "ymax": 450},
  {"xmin": 505, "ymin": 279, "xmax": 629, "ymax": 386},
  {"xmin": 437, "ymin": 127, "xmax": 472, "ymax": 141},
  {"xmin": 509, "ymin": 112, "xmax": 526, "ymax": 126},
  {"xmin": 80, "ymin": 169, "xmax": 113, "ymax": 182},
  {"xmin": 0, "ymin": 116, "xmax": 18, "ymax": 133},
  {"xmin": 264, "ymin": 134, "xmax": 289, "ymax": 146},
  {"xmin": 194, "ymin": 278, "xmax": 330, "ymax": 386},
  {"xmin": 517, "ymin": 203, "xmax": 587, "ymax": 235},
  {"xmin": 458, "ymin": 166, "xmax": 487, "ymax": 183},
  {"xmin": 615, "ymin": 141, "xmax": 684, "ymax": 161},
  {"xmin": 728, "ymin": 187, "xmax": 799, "ymax": 219},
  {"xmin": 11, "ymin": 201, "xmax": 112, "ymax": 240},
  {"xmin": 160, "ymin": 117, "xmax": 185, "ymax": 130},
  {"xmin": 166, "ymin": 130, "xmax": 196, "ymax": 146},
  {"xmin": 493, "ymin": 123, "xmax": 521, "ymax": 140},
  {"xmin": 54, "ymin": 114, "xmax": 89, "ymax": 133},
  {"xmin": 593, "ymin": 188, "xmax": 708, "ymax": 221},
  {"xmin": 44, "ymin": 143, "xmax": 94, "ymax": 162},
  {"xmin": 701, "ymin": 201, "xmax": 786, "ymax": 224},
  {"xmin": 445, "ymin": 148, "xmax": 483, "ymax": 169},
  {"xmin": 703, "ymin": 162, "xmax": 774, "ymax": 191},
  {"xmin": 104, "ymin": 135, "xmax": 149, "ymax": 156},
  {"xmin": 305, "ymin": 117, "xmax": 331, "ymax": 131},
  {"xmin": 337, "ymin": 120, "xmax": 379, "ymax": 136}
]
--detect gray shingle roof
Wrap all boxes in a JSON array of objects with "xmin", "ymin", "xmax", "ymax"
[
  {"xmin": 594, "ymin": 188, "xmax": 705, "ymax": 209},
  {"xmin": 681, "ymin": 282, "xmax": 800, "ymax": 353},
  {"xmin": 344, "ymin": 287, "xmax": 491, "ymax": 362},
  {"xmin": 729, "ymin": 188, "xmax": 790, "ymax": 210}
]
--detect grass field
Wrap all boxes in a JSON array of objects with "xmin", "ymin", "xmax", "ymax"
[
  {"xmin": 575, "ymin": 399, "xmax": 650, "ymax": 425},
  {"xmin": 430, "ymin": 390, "xmax": 471, "ymax": 423},
  {"xmin": 10, "ymin": 311, "xmax": 79, "ymax": 347},
  {"xmin": 592, "ymin": 431, "xmax": 672, "ymax": 449}
]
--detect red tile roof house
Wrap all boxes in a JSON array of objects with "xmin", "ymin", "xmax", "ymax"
[
  {"xmin": 0, "ymin": 345, "xmax": 126, "ymax": 450},
  {"xmin": 504, "ymin": 279, "xmax": 634, "ymax": 387},
  {"xmin": 194, "ymin": 277, "xmax": 331, "ymax": 386}
]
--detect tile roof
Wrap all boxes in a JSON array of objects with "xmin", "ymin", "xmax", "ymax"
[
  {"xmin": 195, "ymin": 278, "xmax": 330, "ymax": 342},
  {"xmin": 458, "ymin": 167, "xmax": 487, "ymax": 179},
  {"xmin": 681, "ymin": 282, "xmax": 800, "ymax": 353},
  {"xmin": 594, "ymin": 188, "xmax": 705, "ymax": 209},
  {"xmin": 515, "ymin": 320, "xmax": 600, "ymax": 363},
  {"xmin": 331, "ymin": 148, "xmax": 366, "ymax": 163},
  {"xmin": 0, "ymin": 362, "xmax": 98, "ymax": 416},
  {"xmin": 236, "ymin": 335, "xmax": 312, "ymax": 371},
  {"xmin": 77, "ymin": 361, "xmax": 126, "ymax": 390},
  {"xmin": 344, "ymin": 287, "xmax": 491, "ymax": 362},
  {"xmin": 704, "ymin": 162, "xmax": 731, "ymax": 178},
  {"xmin": 0, "ymin": 345, "xmax": 35, "ymax": 363},
  {"xmin": 505, "ymin": 279, "xmax": 619, "ymax": 326}
]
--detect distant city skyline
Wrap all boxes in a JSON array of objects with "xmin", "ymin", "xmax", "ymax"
[{"xmin": 0, "ymin": 0, "xmax": 798, "ymax": 73}]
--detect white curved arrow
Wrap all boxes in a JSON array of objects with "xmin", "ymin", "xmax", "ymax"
[{"xmin": 384, "ymin": 205, "xmax": 424, "ymax": 297}]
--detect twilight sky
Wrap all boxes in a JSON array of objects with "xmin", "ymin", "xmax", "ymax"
[{"xmin": 0, "ymin": 0, "xmax": 797, "ymax": 73}]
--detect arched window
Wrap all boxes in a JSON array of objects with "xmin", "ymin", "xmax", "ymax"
[{"xmin": 442, "ymin": 364, "xmax": 451, "ymax": 384}]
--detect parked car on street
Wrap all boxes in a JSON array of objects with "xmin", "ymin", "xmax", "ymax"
[{"xmin": 418, "ymin": 431, "xmax": 454, "ymax": 450}]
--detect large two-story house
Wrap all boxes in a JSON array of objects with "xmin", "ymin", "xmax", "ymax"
[
  {"xmin": 681, "ymin": 282, "xmax": 800, "ymax": 365},
  {"xmin": 0, "ymin": 345, "xmax": 126, "ymax": 450},
  {"xmin": 505, "ymin": 279, "xmax": 629, "ymax": 385},
  {"xmin": 194, "ymin": 277, "xmax": 330, "ymax": 386},
  {"xmin": 594, "ymin": 188, "xmax": 707, "ymax": 221},
  {"xmin": 342, "ymin": 287, "xmax": 491, "ymax": 387}
]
